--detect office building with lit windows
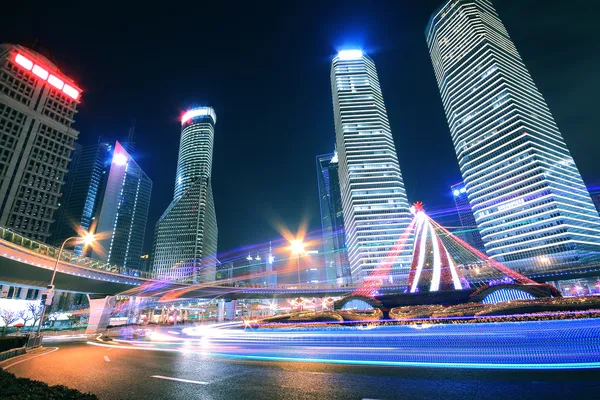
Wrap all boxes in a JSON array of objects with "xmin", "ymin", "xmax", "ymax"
[
  {"xmin": 0, "ymin": 44, "xmax": 81, "ymax": 241},
  {"xmin": 52, "ymin": 141, "xmax": 152, "ymax": 270},
  {"xmin": 451, "ymin": 182, "xmax": 486, "ymax": 253},
  {"xmin": 151, "ymin": 107, "xmax": 218, "ymax": 283},
  {"xmin": 426, "ymin": 0, "xmax": 600, "ymax": 275},
  {"xmin": 330, "ymin": 50, "xmax": 413, "ymax": 284},
  {"xmin": 51, "ymin": 142, "xmax": 111, "ymax": 249},
  {"xmin": 90, "ymin": 141, "xmax": 152, "ymax": 269},
  {"xmin": 317, "ymin": 151, "xmax": 351, "ymax": 285}
]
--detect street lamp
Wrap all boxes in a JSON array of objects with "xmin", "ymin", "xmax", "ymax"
[
  {"xmin": 36, "ymin": 232, "xmax": 95, "ymax": 335},
  {"xmin": 290, "ymin": 239, "xmax": 305, "ymax": 285}
]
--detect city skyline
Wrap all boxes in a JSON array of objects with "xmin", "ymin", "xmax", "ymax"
[{"xmin": 0, "ymin": 2, "xmax": 598, "ymax": 257}]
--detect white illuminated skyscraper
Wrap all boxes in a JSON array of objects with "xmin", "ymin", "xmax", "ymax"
[
  {"xmin": 151, "ymin": 107, "xmax": 218, "ymax": 283},
  {"xmin": 426, "ymin": 0, "xmax": 600, "ymax": 275},
  {"xmin": 330, "ymin": 50, "xmax": 413, "ymax": 284}
]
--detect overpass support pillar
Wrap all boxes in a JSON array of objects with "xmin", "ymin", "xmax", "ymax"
[
  {"xmin": 226, "ymin": 300, "xmax": 237, "ymax": 321},
  {"xmin": 85, "ymin": 295, "xmax": 116, "ymax": 334},
  {"xmin": 218, "ymin": 300, "xmax": 226, "ymax": 322}
]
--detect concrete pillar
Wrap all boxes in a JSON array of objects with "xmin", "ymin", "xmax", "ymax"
[
  {"xmin": 218, "ymin": 300, "xmax": 226, "ymax": 322},
  {"xmin": 85, "ymin": 295, "xmax": 116, "ymax": 334},
  {"xmin": 160, "ymin": 308, "xmax": 165, "ymax": 324},
  {"xmin": 225, "ymin": 300, "xmax": 237, "ymax": 321}
]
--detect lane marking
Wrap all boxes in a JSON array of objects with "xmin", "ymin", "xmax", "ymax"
[
  {"xmin": 104, "ymin": 356, "xmax": 110, "ymax": 362},
  {"xmin": 151, "ymin": 375, "xmax": 209, "ymax": 385},
  {"xmin": 1, "ymin": 347, "xmax": 59, "ymax": 370}
]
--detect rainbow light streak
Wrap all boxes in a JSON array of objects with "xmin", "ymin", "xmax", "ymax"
[
  {"xmin": 94, "ymin": 318, "xmax": 600, "ymax": 370},
  {"xmin": 429, "ymin": 221, "xmax": 441, "ymax": 292},
  {"xmin": 411, "ymin": 214, "xmax": 429, "ymax": 293}
]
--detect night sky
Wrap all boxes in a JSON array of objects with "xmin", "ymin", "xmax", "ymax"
[{"xmin": 1, "ymin": 0, "xmax": 599, "ymax": 255}]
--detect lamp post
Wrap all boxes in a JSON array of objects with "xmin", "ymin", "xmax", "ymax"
[
  {"xmin": 36, "ymin": 232, "xmax": 94, "ymax": 335},
  {"xmin": 290, "ymin": 239, "xmax": 305, "ymax": 286}
]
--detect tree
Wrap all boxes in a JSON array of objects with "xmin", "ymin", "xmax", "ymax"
[
  {"xmin": 18, "ymin": 309, "xmax": 33, "ymax": 330},
  {"xmin": 28, "ymin": 303, "xmax": 43, "ymax": 331},
  {"xmin": 0, "ymin": 309, "xmax": 19, "ymax": 334}
]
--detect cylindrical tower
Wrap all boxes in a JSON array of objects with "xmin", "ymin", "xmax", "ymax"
[{"xmin": 174, "ymin": 107, "xmax": 216, "ymax": 200}]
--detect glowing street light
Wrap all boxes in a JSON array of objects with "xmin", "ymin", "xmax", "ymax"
[
  {"xmin": 36, "ymin": 231, "xmax": 95, "ymax": 335},
  {"xmin": 289, "ymin": 239, "xmax": 305, "ymax": 285}
]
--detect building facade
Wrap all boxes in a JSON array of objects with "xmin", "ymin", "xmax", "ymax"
[
  {"xmin": 51, "ymin": 142, "xmax": 111, "ymax": 250},
  {"xmin": 91, "ymin": 141, "xmax": 152, "ymax": 269},
  {"xmin": 330, "ymin": 50, "xmax": 413, "ymax": 284},
  {"xmin": 0, "ymin": 44, "xmax": 81, "ymax": 241},
  {"xmin": 151, "ymin": 107, "xmax": 218, "ymax": 283},
  {"xmin": 426, "ymin": 0, "xmax": 600, "ymax": 274},
  {"xmin": 451, "ymin": 182, "xmax": 486, "ymax": 254},
  {"xmin": 317, "ymin": 151, "xmax": 351, "ymax": 285}
]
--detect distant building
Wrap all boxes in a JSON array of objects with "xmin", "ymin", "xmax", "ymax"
[
  {"xmin": 152, "ymin": 107, "xmax": 218, "ymax": 283},
  {"xmin": 53, "ymin": 141, "xmax": 152, "ymax": 269},
  {"xmin": 317, "ymin": 151, "xmax": 350, "ymax": 285},
  {"xmin": 451, "ymin": 182, "xmax": 486, "ymax": 254},
  {"xmin": 90, "ymin": 141, "xmax": 152, "ymax": 269},
  {"xmin": 330, "ymin": 50, "xmax": 413, "ymax": 284},
  {"xmin": 426, "ymin": 0, "xmax": 600, "ymax": 274},
  {"xmin": 51, "ymin": 142, "xmax": 111, "ymax": 250},
  {"xmin": 0, "ymin": 44, "xmax": 82, "ymax": 241}
]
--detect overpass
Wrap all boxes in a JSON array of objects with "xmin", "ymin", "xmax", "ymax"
[{"xmin": 1, "ymin": 225, "xmax": 599, "ymax": 301}]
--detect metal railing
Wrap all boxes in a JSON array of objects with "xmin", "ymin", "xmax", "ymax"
[
  {"xmin": 26, "ymin": 333, "xmax": 42, "ymax": 349},
  {"xmin": 0, "ymin": 226, "xmax": 157, "ymax": 280}
]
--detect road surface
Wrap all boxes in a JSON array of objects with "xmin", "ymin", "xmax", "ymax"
[{"xmin": 3, "ymin": 340, "xmax": 600, "ymax": 400}]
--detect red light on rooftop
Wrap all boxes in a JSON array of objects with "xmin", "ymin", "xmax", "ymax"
[
  {"xmin": 15, "ymin": 54, "xmax": 33, "ymax": 70},
  {"xmin": 48, "ymin": 75, "xmax": 64, "ymax": 90},
  {"xmin": 62, "ymin": 84, "xmax": 79, "ymax": 100},
  {"xmin": 32, "ymin": 65, "xmax": 49, "ymax": 80}
]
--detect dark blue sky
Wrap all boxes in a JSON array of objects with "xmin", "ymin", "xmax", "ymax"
[{"xmin": 2, "ymin": 0, "xmax": 599, "ymax": 254}]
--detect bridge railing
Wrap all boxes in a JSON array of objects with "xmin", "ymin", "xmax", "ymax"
[{"xmin": 0, "ymin": 226, "xmax": 157, "ymax": 280}]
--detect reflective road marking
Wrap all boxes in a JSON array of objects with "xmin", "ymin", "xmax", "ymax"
[
  {"xmin": 104, "ymin": 356, "xmax": 110, "ymax": 362},
  {"xmin": 151, "ymin": 375, "xmax": 209, "ymax": 385}
]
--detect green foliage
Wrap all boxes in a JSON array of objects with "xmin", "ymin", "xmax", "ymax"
[{"xmin": 0, "ymin": 369, "xmax": 98, "ymax": 400}]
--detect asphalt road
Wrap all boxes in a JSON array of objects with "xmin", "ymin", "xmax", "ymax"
[{"xmin": 3, "ymin": 341, "xmax": 600, "ymax": 400}]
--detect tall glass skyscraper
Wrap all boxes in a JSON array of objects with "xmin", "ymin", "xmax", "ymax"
[
  {"xmin": 330, "ymin": 50, "xmax": 413, "ymax": 284},
  {"xmin": 91, "ymin": 141, "xmax": 152, "ymax": 269},
  {"xmin": 151, "ymin": 107, "xmax": 218, "ymax": 283},
  {"xmin": 317, "ymin": 151, "xmax": 351, "ymax": 285},
  {"xmin": 51, "ymin": 142, "xmax": 111, "ymax": 250},
  {"xmin": 426, "ymin": 0, "xmax": 600, "ymax": 275},
  {"xmin": 52, "ymin": 141, "xmax": 152, "ymax": 270},
  {"xmin": 451, "ymin": 182, "xmax": 486, "ymax": 254}
]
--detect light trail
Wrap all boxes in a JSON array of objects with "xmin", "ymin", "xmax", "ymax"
[{"xmin": 89, "ymin": 318, "xmax": 600, "ymax": 370}]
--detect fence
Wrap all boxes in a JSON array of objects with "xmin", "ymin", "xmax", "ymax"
[{"xmin": 0, "ymin": 346, "xmax": 25, "ymax": 362}]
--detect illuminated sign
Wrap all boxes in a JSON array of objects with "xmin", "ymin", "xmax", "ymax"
[
  {"xmin": 181, "ymin": 107, "xmax": 217, "ymax": 125},
  {"xmin": 12, "ymin": 53, "xmax": 81, "ymax": 100},
  {"xmin": 337, "ymin": 50, "xmax": 363, "ymax": 60}
]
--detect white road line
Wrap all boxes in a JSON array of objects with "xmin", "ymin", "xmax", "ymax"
[
  {"xmin": 1, "ymin": 347, "xmax": 59, "ymax": 370},
  {"xmin": 104, "ymin": 356, "xmax": 110, "ymax": 362},
  {"xmin": 151, "ymin": 375, "xmax": 209, "ymax": 385}
]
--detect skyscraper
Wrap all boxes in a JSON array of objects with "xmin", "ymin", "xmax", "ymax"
[
  {"xmin": 152, "ymin": 107, "xmax": 218, "ymax": 283},
  {"xmin": 0, "ymin": 44, "xmax": 81, "ymax": 241},
  {"xmin": 91, "ymin": 141, "xmax": 152, "ymax": 269},
  {"xmin": 426, "ymin": 0, "xmax": 600, "ymax": 274},
  {"xmin": 317, "ymin": 151, "xmax": 351, "ymax": 285},
  {"xmin": 51, "ymin": 142, "xmax": 111, "ymax": 249},
  {"xmin": 451, "ymin": 182, "xmax": 486, "ymax": 253},
  {"xmin": 330, "ymin": 50, "xmax": 413, "ymax": 284},
  {"xmin": 52, "ymin": 141, "xmax": 152, "ymax": 269}
]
